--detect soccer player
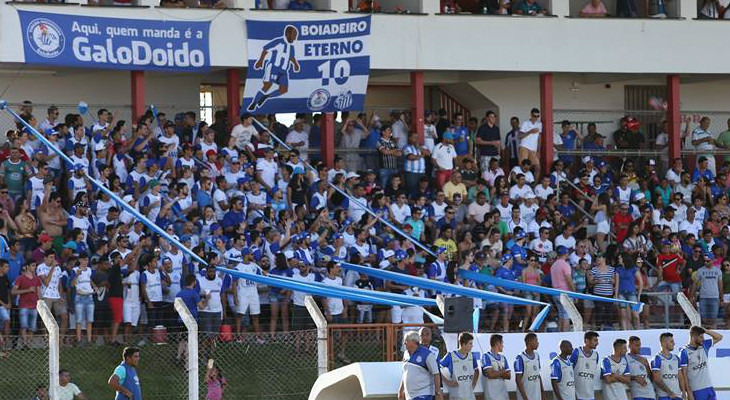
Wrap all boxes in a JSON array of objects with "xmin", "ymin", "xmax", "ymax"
[
  {"xmin": 551, "ymin": 340, "xmax": 576, "ymax": 400},
  {"xmin": 626, "ymin": 336, "xmax": 655, "ymax": 400},
  {"xmin": 440, "ymin": 332, "xmax": 479, "ymax": 400},
  {"xmin": 399, "ymin": 331, "xmax": 442, "ymax": 400},
  {"xmin": 680, "ymin": 325, "xmax": 723, "ymax": 400},
  {"xmin": 601, "ymin": 339, "xmax": 631, "ymax": 400},
  {"xmin": 108, "ymin": 346, "xmax": 142, "ymax": 400},
  {"xmin": 247, "ymin": 25, "xmax": 301, "ymax": 112},
  {"xmin": 514, "ymin": 332, "xmax": 544, "ymax": 400},
  {"xmin": 570, "ymin": 331, "xmax": 600, "ymax": 400},
  {"xmin": 651, "ymin": 332, "xmax": 687, "ymax": 400},
  {"xmin": 481, "ymin": 334, "xmax": 510, "ymax": 400}
]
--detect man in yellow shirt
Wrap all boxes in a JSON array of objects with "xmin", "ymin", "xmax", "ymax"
[{"xmin": 443, "ymin": 171, "xmax": 468, "ymax": 205}]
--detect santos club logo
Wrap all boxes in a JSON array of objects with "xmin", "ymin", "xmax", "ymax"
[{"xmin": 27, "ymin": 18, "xmax": 65, "ymax": 58}]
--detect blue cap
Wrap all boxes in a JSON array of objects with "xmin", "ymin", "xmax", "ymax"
[
  {"xmin": 501, "ymin": 253, "xmax": 512, "ymax": 263},
  {"xmin": 292, "ymin": 234, "xmax": 302, "ymax": 243},
  {"xmin": 241, "ymin": 247, "xmax": 251, "ymax": 255},
  {"xmin": 383, "ymin": 236, "xmax": 393, "ymax": 244},
  {"xmin": 210, "ymin": 223, "xmax": 220, "ymax": 231},
  {"xmin": 515, "ymin": 230, "xmax": 527, "ymax": 239},
  {"xmin": 238, "ymin": 176, "xmax": 251, "ymax": 185},
  {"xmin": 436, "ymin": 247, "xmax": 447, "ymax": 255},
  {"xmin": 74, "ymin": 164, "xmax": 85, "ymax": 172},
  {"xmin": 556, "ymin": 246, "xmax": 569, "ymax": 255},
  {"xmin": 662, "ymin": 239, "xmax": 672, "ymax": 246},
  {"xmin": 395, "ymin": 250, "xmax": 407, "ymax": 261},
  {"xmin": 443, "ymin": 132, "xmax": 454, "ymax": 140},
  {"xmin": 333, "ymin": 233, "xmax": 342, "ymax": 240}
]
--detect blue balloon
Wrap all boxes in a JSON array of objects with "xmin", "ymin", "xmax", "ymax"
[{"xmin": 77, "ymin": 101, "xmax": 88, "ymax": 115}]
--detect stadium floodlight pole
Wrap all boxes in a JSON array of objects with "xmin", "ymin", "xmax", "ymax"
[
  {"xmin": 36, "ymin": 300, "xmax": 59, "ymax": 400},
  {"xmin": 174, "ymin": 298, "xmax": 199, "ymax": 400},
  {"xmin": 250, "ymin": 118, "xmax": 437, "ymax": 257},
  {"xmin": 0, "ymin": 100, "xmax": 207, "ymax": 266}
]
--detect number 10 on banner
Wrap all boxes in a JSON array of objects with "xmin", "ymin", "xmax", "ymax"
[{"xmin": 318, "ymin": 60, "xmax": 351, "ymax": 86}]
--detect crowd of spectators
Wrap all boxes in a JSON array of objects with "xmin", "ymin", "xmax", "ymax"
[{"xmin": 0, "ymin": 100, "xmax": 730, "ymax": 351}]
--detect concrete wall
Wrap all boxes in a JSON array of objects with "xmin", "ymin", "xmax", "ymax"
[{"xmin": 0, "ymin": 2, "xmax": 717, "ymax": 72}]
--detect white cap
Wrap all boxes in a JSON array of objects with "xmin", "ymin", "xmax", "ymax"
[
  {"xmin": 123, "ymin": 194, "xmax": 134, "ymax": 203},
  {"xmin": 524, "ymin": 192, "xmax": 536, "ymax": 199},
  {"xmin": 649, "ymin": 159, "xmax": 656, "ymax": 166},
  {"xmin": 582, "ymin": 156, "xmax": 592, "ymax": 163},
  {"xmin": 633, "ymin": 192, "xmax": 645, "ymax": 201},
  {"xmin": 382, "ymin": 249, "xmax": 395, "ymax": 259},
  {"xmin": 346, "ymin": 171, "xmax": 360, "ymax": 180}
]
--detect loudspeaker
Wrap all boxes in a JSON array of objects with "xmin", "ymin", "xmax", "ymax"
[{"xmin": 443, "ymin": 296, "xmax": 473, "ymax": 333}]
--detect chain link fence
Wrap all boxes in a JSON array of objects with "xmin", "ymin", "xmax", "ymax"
[
  {"xmin": 0, "ymin": 335, "xmax": 49, "ymax": 400},
  {"xmin": 199, "ymin": 330, "xmax": 318, "ymax": 400}
]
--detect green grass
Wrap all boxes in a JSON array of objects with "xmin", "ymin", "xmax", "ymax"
[{"xmin": 0, "ymin": 333, "xmax": 320, "ymax": 400}]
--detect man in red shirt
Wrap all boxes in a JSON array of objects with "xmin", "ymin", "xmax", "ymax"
[
  {"xmin": 655, "ymin": 240, "xmax": 685, "ymax": 293},
  {"xmin": 611, "ymin": 203, "xmax": 633, "ymax": 243}
]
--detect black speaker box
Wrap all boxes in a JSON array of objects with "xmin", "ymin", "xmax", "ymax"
[{"xmin": 443, "ymin": 296, "xmax": 473, "ymax": 333}]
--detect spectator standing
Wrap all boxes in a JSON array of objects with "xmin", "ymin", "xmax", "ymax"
[
  {"xmin": 518, "ymin": 108, "xmax": 542, "ymax": 178},
  {"xmin": 377, "ymin": 125, "xmax": 402, "ymax": 189},
  {"xmin": 615, "ymin": 254, "xmax": 642, "ymax": 330},
  {"xmin": 691, "ymin": 117, "xmax": 717, "ymax": 175},
  {"xmin": 0, "ymin": 260, "xmax": 10, "ymax": 346},
  {"xmin": 504, "ymin": 117, "xmax": 520, "ymax": 171},
  {"xmin": 550, "ymin": 246, "xmax": 574, "ymax": 332},
  {"xmin": 691, "ymin": 259, "xmax": 723, "ymax": 329},
  {"xmin": 432, "ymin": 132, "xmax": 457, "ymax": 189},
  {"xmin": 286, "ymin": 120, "xmax": 309, "ymax": 161},
  {"xmin": 12, "ymin": 261, "xmax": 41, "ymax": 348},
  {"xmin": 587, "ymin": 253, "xmax": 615, "ymax": 331},
  {"xmin": 0, "ymin": 146, "xmax": 31, "ymax": 202},
  {"xmin": 475, "ymin": 111, "xmax": 501, "ymax": 173},
  {"xmin": 403, "ymin": 132, "xmax": 429, "ymax": 195}
]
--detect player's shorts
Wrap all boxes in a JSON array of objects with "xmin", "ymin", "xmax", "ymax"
[
  {"xmin": 123, "ymin": 302, "xmax": 141, "ymax": 327},
  {"xmin": 236, "ymin": 290, "xmax": 261, "ymax": 316},
  {"xmin": 635, "ymin": 397, "xmax": 658, "ymax": 400},
  {"xmin": 263, "ymin": 63, "xmax": 289, "ymax": 87},
  {"xmin": 691, "ymin": 387, "xmax": 717, "ymax": 400},
  {"xmin": 411, "ymin": 396, "xmax": 434, "ymax": 400},
  {"xmin": 657, "ymin": 397, "xmax": 682, "ymax": 400}
]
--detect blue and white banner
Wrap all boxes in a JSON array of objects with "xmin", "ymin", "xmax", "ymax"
[
  {"xmin": 18, "ymin": 10, "xmax": 210, "ymax": 72},
  {"xmin": 242, "ymin": 16, "xmax": 371, "ymax": 114}
]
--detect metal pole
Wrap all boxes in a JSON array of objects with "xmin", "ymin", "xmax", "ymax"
[
  {"xmin": 305, "ymin": 296, "xmax": 328, "ymax": 376},
  {"xmin": 37, "ymin": 300, "xmax": 59, "ymax": 400},
  {"xmin": 664, "ymin": 294, "xmax": 670, "ymax": 329},
  {"xmin": 174, "ymin": 298, "xmax": 199, "ymax": 400}
]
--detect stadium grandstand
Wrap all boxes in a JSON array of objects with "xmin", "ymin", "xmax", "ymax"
[{"xmin": 0, "ymin": 0, "xmax": 729, "ymax": 399}]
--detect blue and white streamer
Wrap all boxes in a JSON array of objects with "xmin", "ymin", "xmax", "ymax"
[
  {"xmin": 458, "ymin": 269, "xmax": 643, "ymax": 312},
  {"xmin": 0, "ymin": 100, "xmax": 206, "ymax": 266}
]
